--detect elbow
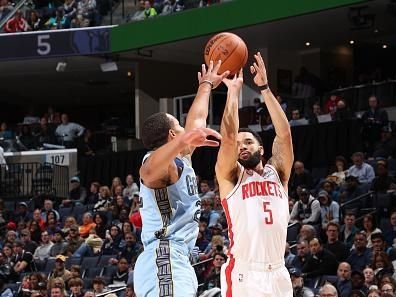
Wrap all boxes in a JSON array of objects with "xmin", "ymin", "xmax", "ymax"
[{"xmin": 278, "ymin": 126, "xmax": 291, "ymax": 139}]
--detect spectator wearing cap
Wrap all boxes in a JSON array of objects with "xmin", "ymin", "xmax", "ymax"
[
  {"xmin": 14, "ymin": 202, "xmax": 30, "ymax": 222},
  {"xmin": 289, "ymin": 267, "xmax": 314, "ymax": 297},
  {"xmin": 123, "ymin": 174, "xmax": 139, "ymax": 202},
  {"xmin": 49, "ymin": 255, "xmax": 72, "ymax": 283},
  {"xmin": 318, "ymin": 190, "xmax": 340, "ymax": 229},
  {"xmin": 33, "ymin": 230, "xmax": 53, "ymax": 262},
  {"xmin": 292, "ymin": 240, "xmax": 311, "ymax": 271},
  {"xmin": 20, "ymin": 229, "xmax": 38, "ymax": 254},
  {"xmin": 50, "ymin": 230, "xmax": 68, "ymax": 257},
  {"xmin": 373, "ymin": 126, "xmax": 396, "ymax": 159},
  {"xmin": 61, "ymin": 176, "xmax": 87, "ymax": 207},
  {"xmin": 65, "ymin": 224, "xmax": 84, "ymax": 256},
  {"xmin": 338, "ymin": 176, "xmax": 365, "ymax": 215},
  {"xmin": 12, "ymin": 239, "xmax": 34, "ymax": 275},
  {"xmin": 290, "ymin": 188, "xmax": 321, "ymax": 229},
  {"xmin": 41, "ymin": 199, "xmax": 60, "ymax": 222},
  {"xmin": 92, "ymin": 277, "xmax": 107, "ymax": 295},
  {"xmin": 334, "ymin": 262, "xmax": 352, "ymax": 297},
  {"xmin": 324, "ymin": 222, "xmax": 349, "ymax": 262},
  {"xmin": 289, "ymin": 162, "xmax": 314, "ymax": 200},
  {"xmin": 302, "ymin": 238, "xmax": 338, "ymax": 279},
  {"xmin": 346, "ymin": 232, "xmax": 372, "ymax": 272},
  {"xmin": 347, "ymin": 152, "xmax": 375, "ymax": 185}
]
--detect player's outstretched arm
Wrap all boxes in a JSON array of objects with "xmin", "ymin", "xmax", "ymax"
[
  {"xmin": 215, "ymin": 69, "xmax": 243, "ymax": 198},
  {"xmin": 250, "ymin": 52, "xmax": 293, "ymax": 185},
  {"xmin": 184, "ymin": 60, "xmax": 230, "ymax": 155},
  {"xmin": 140, "ymin": 127, "xmax": 221, "ymax": 187}
]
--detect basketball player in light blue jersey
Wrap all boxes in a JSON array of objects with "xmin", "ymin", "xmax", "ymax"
[{"xmin": 134, "ymin": 60, "xmax": 230, "ymax": 297}]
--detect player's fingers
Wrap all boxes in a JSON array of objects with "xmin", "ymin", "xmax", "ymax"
[
  {"xmin": 238, "ymin": 68, "xmax": 243, "ymax": 78},
  {"xmin": 213, "ymin": 60, "xmax": 222, "ymax": 73},
  {"xmin": 200, "ymin": 127, "xmax": 222, "ymax": 140},
  {"xmin": 250, "ymin": 65, "xmax": 255, "ymax": 74},
  {"xmin": 197, "ymin": 72, "xmax": 201, "ymax": 81},
  {"xmin": 253, "ymin": 62, "xmax": 261, "ymax": 74},
  {"xmin": 203, "ymin": 140, "xmax": 221, "ymax": 147},
  {"xmin": 201, "ymin": 64, "xmax": 207, "ymax": 76},
  {"xmin": 219, "ymin": 70, "xmax": 230, "ymax": 80},
  {"xmin": 208, "ymin": 60, "xmax": 214, "ymax": 73}
]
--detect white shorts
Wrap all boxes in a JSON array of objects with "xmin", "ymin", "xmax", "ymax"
[{"xmin": 220, "ymin": 257, "xmax": 293, "ymax": 297}]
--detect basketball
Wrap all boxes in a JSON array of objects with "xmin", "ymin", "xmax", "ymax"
[{"xmin": 204, "ymin": 32, "xmax": 248, "ymax": 76}]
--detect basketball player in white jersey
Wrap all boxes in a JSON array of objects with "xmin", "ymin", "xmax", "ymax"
[{"xmin": 215, "ymin": 52, "xmax": 294, "ymax": 297}]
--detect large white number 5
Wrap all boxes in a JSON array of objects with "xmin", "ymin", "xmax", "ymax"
[
  {"xmin": 263, "ymin": 201, "xmax": 273, "ymax": 225},
  {"xmin": 37, "ymin": 35, "xmax": 51, "ymax": 55}
]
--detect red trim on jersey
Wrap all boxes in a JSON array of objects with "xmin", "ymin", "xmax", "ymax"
[{"xmin": 221, "ymin": 199, "xmax": 235, "ymax": 297}]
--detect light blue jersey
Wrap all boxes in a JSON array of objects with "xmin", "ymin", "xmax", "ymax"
[{"xmin": 134, "ymin": 153, "xmax": 200, "ymax": 297}]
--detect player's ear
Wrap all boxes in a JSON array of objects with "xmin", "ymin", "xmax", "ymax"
[
  {"xmin": 259, "ymin": 145, "xmax": 264, "ymax": 156},
  {"xmin": 169, "ymin": 129, "xmax": 176, "ymax": 139}
]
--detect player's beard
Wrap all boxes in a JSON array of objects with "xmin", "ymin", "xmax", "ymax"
[{"xmin": 238, "ymin": 151, "xmax": 262, "ymax": 169}]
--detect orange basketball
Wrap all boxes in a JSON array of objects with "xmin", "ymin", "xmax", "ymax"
[{"xmin": 204, "ymin": 32, "xmax": 248, "ymax": 76}]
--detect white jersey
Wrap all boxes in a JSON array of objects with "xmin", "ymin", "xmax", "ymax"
[{"xmin": 222, "ymin": 163, "xmax": 289, "ymax": 264}]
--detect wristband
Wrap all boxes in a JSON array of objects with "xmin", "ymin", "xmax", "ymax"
[
  {"xmin": 200, "ymin": 80, "xmax": 214, "ymax": 89},
  {"xmin": 259, "ymin": 84, "xmax": 269, "ymax": 91}
]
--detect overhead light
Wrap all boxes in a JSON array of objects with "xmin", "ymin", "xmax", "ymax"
[
  {"xmin": 56, "ymin": 62, "xmax": 67, "ymax": 72},
  {"xmin": 374, "ymin": 29, "xmax": 379, "ymax": 33},
  {"xmin": 349, "ymin": 40, "xmax": 355, "ymax": 45},
  {"xmin": 100, "ymin": 61, "xmax": 118, "ymax": 72},
  {"xmin": 305, "ymin": 42, "xmax": 311, "ymax": 47},
  {"xmin": 383, "ymin": 44, "xmax": 388, "ymax": 49}
]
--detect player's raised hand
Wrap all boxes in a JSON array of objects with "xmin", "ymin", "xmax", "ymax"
[
  {"xmin": 222, "ymin": 68, "xmax": 243, "ymax": 91},
  {"xmin": 180, "ymin": 127, "xmax": 222, "ymax": 148},
  {"xmin": 250, "ymin": 52, "xmax": 268, "ymax": 87},
  {"xmin": 198, "ymin": 60, "xmax": 230, "ymax": 89}
]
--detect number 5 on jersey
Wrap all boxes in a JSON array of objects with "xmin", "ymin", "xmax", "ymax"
[{"xmin": 263, "ymin": 201, "xmax": 273, "ymax": 225}]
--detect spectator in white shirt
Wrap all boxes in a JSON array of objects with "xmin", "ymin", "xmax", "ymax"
[
  {"xmin": 55, "ymin": 113, "xmax": 85, "ymax": 147},
  {"xmin": 33, "ymin": 231, "xmax": 54, "ymax": 261}
]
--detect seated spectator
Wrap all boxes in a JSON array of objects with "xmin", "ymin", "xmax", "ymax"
[
  {"xmin": 373, "ymin": 126, "xmax": 396, "ymax": 159},
  {"xmin": 289, "ymin": 162, "xmax": 314, "ymax": 199},
  {"xmin": 63, "ymin": 176, "xmax": 87, "ymax": 207},
  {"xmin": 367, "ymin": 288, "xmax": 381, "ymax": 297},
  {"xmin": 20, "ymin": 229, "xmax": 38, "ymax": 254},
  {"xmin": 0, "ymin": 0, "xmax": 12, "ymax": 22},
  {"xmin": 328, "ymin": 155, "xmax": 348, "ymax": 186},
  {"xmin": 2, "ymin": 231, "xmax": 16, "ymax": 248},
  {"xmin": 49, "ymin": 255, "xmax": 72, "ymax": 283},
  {"xmin": 319, "ymin": 283, "xmax": 339, "ymax": 297},
  {"xmin": 4, "ymin": 10, "xmax": 28, "ymax": 32},
  {"xmin": 319, "ymin": 179, "xmax": 340, "ymax": 203},
  {"xmin": 0, "ymin": 122, "xmax": 13, "ymax": 139},
  {"xmin": 12, "ymin": 240, "xmax": 34, "ymax": 276},
  {"xmin": 384, "ymin": 211, "xmax": 396, "ymax": 248},
  {"xmin": 111, "ymin": 195, "xmax": 129, "ymax": 220},
  {"xmin": 41, "ymin": 199, "xmax": 60, "ymax": 222},
  {"xmin": 318, "ymin": 190, "xmax": 339, "ymax": 229},
  {"xmin": 49, "ymin": 230, "xmax": 67, "ymax": 257},
  {"xmin": 161, "ymin": 0, "xmax": 184, "ymax": 15},
  {"xmin": 350, "ymin": 271, "xmax": 366, "ymax": 294},
  {"xmin": 68, "ymin": 278, "xmax": 84, "ymax": 297},
  {"xmin": 338, "ymin": 176, "xmax": 365, "ymax": 216},
  {"xmin": 14, "ymin": 202, "xmax": 30, "ymax": 222},
  {"xmin": 111, "ymin": 258, "xmax": 129, "ymax": 285},
  {"xmin": 372, "ymin": 251, "xmax": 394, "ymax": 275},
  {"xmin": 340, "ymin": 213, "xmax": 359, "ymax": 250},
  {"xmin": 115, "ymin": 232, "xmax": 142, "ymax": 268},
  {"xmin": 45, "ymin": 106, "xmax": 61, "ymax": 125},
  {"xmin": 94, "ymin": 212, "xmax": 107, "ymax": 239},
  {"xmin": 61, "ymin": 216, "xmax": 77, "ymax": 235},
  {"xmin": 196, "ymin": 230, "xmax": 209, "ymax": 252},
  {"xmin": 33, "ymin": 231, "xmax": 53, "ymax": 262},
  {"xmin": 324, "ymin": 222, "xmax": 349, "ymax": 262},
  {"xmin": 19, "ymin": 124, "xmax": 37, "ymax": 149},
  {"xmin": 288, "ymin": 267, "xmax": 314, "ymax": 297},
  {"xmin": 362, "ymin": 96, "xmax": 389, "ymax": 155},
  {"xmin": 86, "ymin": 182, "xmax": 100, "ymax": 205},
  {"xmin": 94, "ymin": 186, "xmax": 112, "ymax": 212},
  {"xmin": 102, "ymin": 225, "xmax": 122, "ymax": 255},
  {"xmin": 31, "ymin": 208, "xmax": 45, "ymax": 231},
  {"xmin": 347, "ymin": 151, "xmax": 375, "ymax": 185},
  {"xmin": 73, "ymin": 228, "xmax": 103, "ymax": 257},
  {"xmin": 346, "ymin": 232, "xmax": 372, "ymax": 272},
  {"xmin": 200, "ymin": 198, "xmax": 220, "ymax": 228},
  {"xmin": 307, "ymin": 102, "xmax": 323, "ymax": 124},
  {"xmin": 92, "ymin": 277, "xmax": 107, "ymax": 295},
  {"xmin": 371, "ymin": 233, "xmax": 387, "ymax": 253},
  {"xmin": 46, "ymin": 7, "xmax": 68, "ymax": 29},
  {"xmin": 199, "ymin": 180, "xmax": 215, "ymax": 200},
  {"xmin": 65, "ymin": 225, "xmax": 84, "ymax": 256},
  {"xmin": 70, "ymin": 265, "xmax": 81, "ymax": 278},
  {"xmin": 63, "ymin": 0, "xmax": 76, "ymax": 28},
  {"xmin": 289, "ymin": 188, "xmax": 321, "ymax": 229},
  {"xmin": 50, "ymin": 286, "xmax": 66, "ymax": 297},
  {"xmin": 289, "ymin": 109, "xmax": 306, "ymax": 126},
  {"xmin": 324, "ymin": 94, "xmax": 341, "ymax": 117},
  {"xmin": 29, "ymin": 272, "xmax": 46, "ymax": 291},
  {"xmin": 302, "ymin": 238, "xmax": 338, "ymax": 279},
  {"xmin": 335, "ymin": 262, "xmax": 352, "ymax": 297},
  {"xmin": 381, "ymin": 282, "xmax": 396, "ymax": 295},
  {"xmin": 45, "ymin": 212, "xmax": 61, "ymax": 235},
  {"xmin": 143, "ymin": 0, "xmax": 157, "ymax": 18},
  {"xmin": 125, "ymin": 283, "xmax": 136, "ymax": 297},
  {"xmin": 79, "ymin": 212, "xmax": 96, "ymax": 238},
  {"xmin": 128, "ymin": 0, "xmax": 145, "ymax": 21},
  {"xmin": 201, "ymin": 252, "xmax": 226, "ymax": 291},
  {"xmin": 297, "ymin": 224, "xmax": 316, "ymax": 243},
  {"xmin": 292, "ymin": 240, "xmax": 311, "ymax": 271},
  {"xmin": 123, "ymin": 174, "xmax": 139, "ymax": 201},
  {"xmin": 362, "ymin": 214, "xmax": 382, "ymax": 248},
  {"xmin": 27, "ymin": 10, "xmax": 44, "ymax": 31},
  {"xmin": 284, "ymin": 242, "xmax": 296, "ymax": 269},
  {"xmin": 334, "ymin": 100, "xmax": 354, "ymax": 121}
]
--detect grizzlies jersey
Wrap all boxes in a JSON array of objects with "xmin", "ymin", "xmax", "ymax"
[{"xmin": 139, "ymin": 153, "xmax": 201, "ymax": 253}]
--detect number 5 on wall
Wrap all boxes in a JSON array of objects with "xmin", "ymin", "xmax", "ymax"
[{"xmin": 263, "ymin": 201, "xmax": 273, "ymax": 225}]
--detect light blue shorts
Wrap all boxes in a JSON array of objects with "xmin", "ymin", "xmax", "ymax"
[{"xmin": 134, "ymin": 240, "xmax": 198, "ymax": 297}]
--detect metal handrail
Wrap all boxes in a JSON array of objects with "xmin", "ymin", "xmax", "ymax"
[
  {"xmin": 96, "ymin": 286, "xmax": 126, "ymax": 297},
  {"xmin": 340, "ymin": 190, "xmax": 374, "ymax": 209},
  {"xmin": 0, "ymin": 0, "xmax": 28, "ymax": 30},
  {"xmin": 192, "ymin": 257, "xmax": 214, "ymax": 267}
]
